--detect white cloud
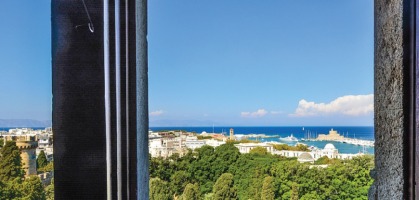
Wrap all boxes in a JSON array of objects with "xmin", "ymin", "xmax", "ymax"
[
  {"xmin": 150, "ymin": 110, "xmax": 164, "ymax": 116},
  {"xmin": 241, "ymin": 109, "xmax": 268, "ymax": 118},
  {"xmin": 291, "ymin": 94, "xmax": 373, "ymax": 117}
]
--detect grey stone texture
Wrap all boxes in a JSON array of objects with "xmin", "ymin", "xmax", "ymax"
[{"xmin": 371, "ymin": 0, "xmax": 405, "ymax": 199}]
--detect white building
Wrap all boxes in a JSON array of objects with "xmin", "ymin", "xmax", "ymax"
[
  {"xmin": 275, "ymin": 150, "xmax": 306, "ymax": 158},
  {"xmin": 273, "ymin": 143, "xmax": 363, "ymax": 162},
  {"xmin": 149, "ymin": 131, "xmax": 162, "ymax": 140},
  {"xmin": 184, "ymin": 136, "xmax": 205, "ymax": 150},
  {"xmin": 204, "ymin": 139, "xmax": 226, "ymax": 147},
  {"xmin": 234, "ymin": 143, "xmax": 274, "ymax": 154},
  {"xmin": 38, "ymin": 134, "xmax": 52, "ymax": 149},
  {"xmin": 149, "ymin": 137, "xmax": 186, "ymax": 158},
  {"xmin": 149, "ymin": 139, "xmax": 175, "ymax": 158}
]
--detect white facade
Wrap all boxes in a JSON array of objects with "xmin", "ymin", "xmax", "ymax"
[
  {"xmin": 204, "ymin": 139, "xmax": 226, "ymax": 147},
  {"xmin": 149, "ymin": 139, "xmax": 174, "ymax": 158},
  {"xmin": 273, "ymin": 143, "xmax": 363, "ymax": 161},
  {"xmin": 234, "ymin": 143, "xmax": 274, "ymax": 154},
  {"xmin": 184, "ymin": 136, "xmax": 205, "ymax": 150},
  {"xmin": 38, "ymin": 134, "xmax": 51, "ymax": 149},
  {"xmin": 149, "ymin": 138, "xmax": 185, "ymax": 158},
  {"xmin": 274, "ymin": 150, "xmax": 307, "ymax": 158}
]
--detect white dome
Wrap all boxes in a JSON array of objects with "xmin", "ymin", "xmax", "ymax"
[
  {"xmin": 324, "ymin": 143, "xmax": 336, "ymax": 150},
  {"xmin": 297, "ymin": 152, "xmax": 314, "ymax": 163},
  {"xmin": 298, "ymin": 152, "xmax": 314, "ymax": 160}
]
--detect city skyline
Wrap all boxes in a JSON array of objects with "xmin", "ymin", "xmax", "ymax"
[{"xmin": 0, "ymin": 1, "xmax": 373, "ymax": 126}]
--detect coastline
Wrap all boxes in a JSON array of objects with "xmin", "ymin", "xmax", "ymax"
[{"xmin": 150, "ymin": 126, "xmax": 375, "ymax": 155}]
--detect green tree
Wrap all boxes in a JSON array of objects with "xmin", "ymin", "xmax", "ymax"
[
  {"xmin": 249, "ymin": 147, "xmax": 268, "ymax": 155},
  {"xmin": 0, "ymin": 141, "xmax": 24, "ymax": 181},
  {"xmin": 290, "ymin": 182, "xmax": 299, "ymax": 200},
  {"xmin": 212, "ymin": 144, "xmax": 240, "ymax": 180},
  {"xmin": 0, "ymin": 180, "xmax": 5, "ymax": 199},
  {"xmin": 150, "ymin": 157, "xmax": 176, "ymax": 181},
  {"xmin": 170, "ymin": 170, "xmax": 190, "ymax": 196},
  {"xmin": 199, "ymin": 181, "xmax": 214, "ymax": 196},
  {"xmin": 300, "ymin": 191, "xmax": 320, "ymax": 200},
  {"xmin": 149, "ymin": 177, "xmax": 173, "ymax": 200},
  {"xmin": 272, "ymin": 144, "xmax": 310, "ymax": 152},
  {"xmin": 188, "ymin": 146, "xmax": 216, "ymax": 194},
  {"xmin": 45, "ymin": 178, "xmax": 54, "ymax": 200},
  {"xmin": 195, "ymin": 145, "xmax": 215, "ymax": 160},
  {"xmin": 204, "ymin": 193, "xmax": 214, "ymax": 200},
  {"xmin": 21, "ymin": 176, "xmax": 46, "ymax": 200},
  {"xmin": 37, "ymin": 150, "xmax": 48, "ymax": 170},
  {"xmin": 314, "ymin": 156, "xmax": 330, "ymax": 165},
  {"xmin": 42, "ymin": 161, "xmax": 54, "ymax": 172},
  {"xmin": 1, "ymin": 177, "xmax": 23, "ymax": 199},
  {"xmin": 213, "ymin": 173, "xmax": 237, "ymax": 200},
  {"xmin": 295, "ymin": 144, "xmax": 309, "ymax": 151},
  {"xmin": 182, "ymin": 183, "xmax": 201, "ymax": 200},
  {"xmin": 0, "ymin": 138, "xmax": 4, "ymax": 148},
  {"xmin": 261, "ymin": 176, "xmax": 275, "ymax": 200},
  {"xmin": 229, "ymin": 153, "xmax": 279, "ymax": 199}
]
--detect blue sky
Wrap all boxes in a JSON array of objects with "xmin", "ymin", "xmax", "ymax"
[
  {"xmin": 0, "ymin": 0, "xmax": 51, "ymax": 121},
  {"xmin": 0, "ymin": 1, "xmax": 373, "ymax": 126},
  {"xmin": 149, "ymin": 1, "xmax": 373, "ymax": 126}
]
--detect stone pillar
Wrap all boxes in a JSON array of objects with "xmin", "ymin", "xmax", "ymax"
[
  {"xmin": 52, "ymin": 1, "xmax": 139, "ymax": 199},
  {"xmin": 136, "ymin": 0, "xmax": 149, "ymax": 198},
  {"xmin": 371, "ymin": 0, "xmax": 415, "ymax": 199}
]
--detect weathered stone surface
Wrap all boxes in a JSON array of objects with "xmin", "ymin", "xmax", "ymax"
[{"xmin": 371, "ymin": 0, "xmax": 405, "ymax": 199}]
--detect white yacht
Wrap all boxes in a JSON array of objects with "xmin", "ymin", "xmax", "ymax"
[{"xmin": 279, "ymin": 134, "xmax": 299, "ymax": 142}]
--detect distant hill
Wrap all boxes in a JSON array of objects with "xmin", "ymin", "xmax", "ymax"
[{"xmin": 0, "ymin": 119, "xmax": 51, "ymax": 128}]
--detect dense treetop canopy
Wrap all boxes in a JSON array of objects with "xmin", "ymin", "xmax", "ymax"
[{"xmin": 150, "ymin": 143, "xmax": 374, "ymax": 200}]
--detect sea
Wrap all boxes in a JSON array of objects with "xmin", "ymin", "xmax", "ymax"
[
  {"xmin": 0, "ymin": 126, "xmax": 375, "ymax": 154},
  {"xmin": 150, "ymin": 126, "xmax": 375, "ymax": 155}
]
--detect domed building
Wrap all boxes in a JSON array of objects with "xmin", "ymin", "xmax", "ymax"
[
  {"xmin": 321, "ymin": 143, "xmax": 339, "ymax": 158},
  {"xmin": 324, "ymin": 143, "xmax": 336, "ymax": 151},
  {"xmin": 297, "ymin": 152, "xmax": 314, "ymax": 163}
]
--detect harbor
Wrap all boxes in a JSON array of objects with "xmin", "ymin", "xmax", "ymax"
[
  {"xmin": 301, "ymin": 128, "xmax": 375, "ymax": 147},
  {"xmin": 150, "ymin": 126, "xmax": 375, "ymax": 154}
]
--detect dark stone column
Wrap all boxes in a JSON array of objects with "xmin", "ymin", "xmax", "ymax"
[{"xmin": 52, "ymin": 0, "xmax": 139, "ymax": 199}]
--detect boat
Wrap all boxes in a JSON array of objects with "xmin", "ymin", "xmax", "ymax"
[{"xmin": 279, "ymin": 134, "xmax": 299, "ymax": 142}]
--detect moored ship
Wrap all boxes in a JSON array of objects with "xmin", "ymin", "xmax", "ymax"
[{"xmin": 279, "ymin": 134, "xmax": 299, "ymax": 142}]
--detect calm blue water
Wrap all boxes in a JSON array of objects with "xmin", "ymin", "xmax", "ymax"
[{"xmin": 150, "ymin": 126, "xmax": 375, "ymax": 154}]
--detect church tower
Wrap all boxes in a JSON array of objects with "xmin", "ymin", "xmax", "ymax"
[{"xmin": 229, "ymin": 128, "xmax": 235, "ymax": 140}]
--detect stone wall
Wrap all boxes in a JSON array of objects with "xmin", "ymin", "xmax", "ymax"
[{"xmin": 371, "ymin": 0, "xmax": 405, "ymax": 199}]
